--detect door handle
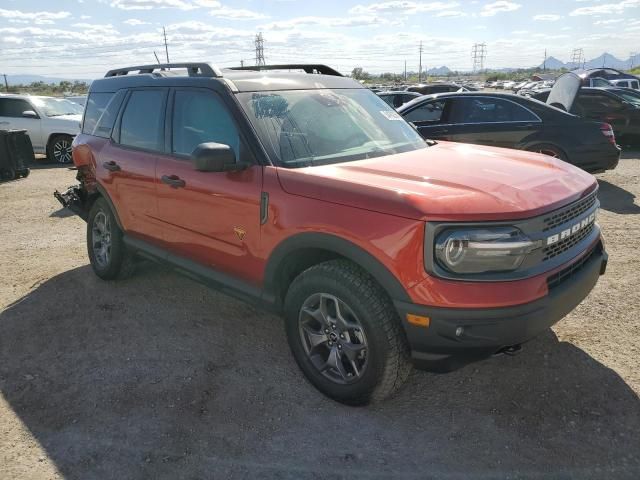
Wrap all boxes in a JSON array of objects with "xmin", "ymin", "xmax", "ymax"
[
  {"xmin": 161, "ymin": 174, "xmax": 186, "ymax": 189},
  {"xmin": 103, "ymin": 161, "xmax": 121, "ymax": 172},
  {"xmin": 432, "ymin": 129, "xmax": 449, "ymax": 134}
]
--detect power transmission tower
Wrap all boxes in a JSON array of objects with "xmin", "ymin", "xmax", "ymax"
[
  {"xmin": 418, "ymin": 41, "xmax": 423, "ymax": 82},
  {"xmin": 255, "ymin": 32, "xmax": 265, "ymax": 66},
  {"xmin": 471, "ymin": 43, "xmax": 486, "ymax": 73},
  {"xmin": 162, "ymin": 27, "xmax": 170, "ymax": 64},
  {"xmin": 570, "ymin": 48, "xmax": 583, "ymax": 69}
]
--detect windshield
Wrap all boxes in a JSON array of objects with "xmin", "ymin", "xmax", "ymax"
[
  {"xmin": 31, "ymin": 97, "xmax": 83, "ymax": 117},
  {"xmin": 237, "ymin": 89, "xmax": 427, "ymax": 168}
]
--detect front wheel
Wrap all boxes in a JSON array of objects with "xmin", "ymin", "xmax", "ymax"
[
  {"xmin": 47, "ymin": 134, "xmax": 73, "ymax": 164},
  {"xmin": 87, "ymin": 197, "xmax": 136, "ymax": 280},
  {"xmin": 526, "ymin": 143, "xmax": 567, "ymax": 161},
  {"xmin": 284, "ymin": 260, "xmax": 411, "ymax": 405}
]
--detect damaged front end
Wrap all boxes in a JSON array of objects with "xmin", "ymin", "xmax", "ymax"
[{"xmin": 53, "ymin": 165, "xmax": 96, "ymax": 222}]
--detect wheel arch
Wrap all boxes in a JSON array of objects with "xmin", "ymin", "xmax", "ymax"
[
  {"xmin": 92, "ymin": 183, "xmax": 124, "ymax": 230},
  {"xmin": 263, "ymin": 232, "xmax": 411, "ymax": 308},
  {"xmin": 46, "ymin": 132, "xmax": 75, "ymax": 149}
]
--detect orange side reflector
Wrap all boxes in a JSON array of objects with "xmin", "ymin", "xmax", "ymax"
[{"xmin": 406, "ymin": 314, "xmax": 430, "ymax": 328}]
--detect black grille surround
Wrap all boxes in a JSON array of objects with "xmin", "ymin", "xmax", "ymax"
[
  {"xmin": 543, "ymin": 191, "xmax": 597, "ymax": 232},
  {"xmin": 547, "ymin": 242, "xmax": 601, "ymax": 290},
  {"xmin": 424, "ymin": 190, "xmax": 601, "ymax": 282}
]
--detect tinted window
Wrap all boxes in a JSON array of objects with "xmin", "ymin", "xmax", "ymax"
[
  {"xmin": 378, "ymin": 94, "xmax": 395, "ymax": 107},
  {"xmin": 83, "ymin": 93, "xmax": 114, "ymax": 134},
  {"xmin": 86, "ymin": 90, "xmax": 125, "ymax": 138},
  {"xmin": 120, "ymin": 90, "xmax": 165, "ymax": 151},
  {"xmin": 172, "ymin": 90, "xmax": 239, "ymax": 156},
  {"xmin": 450, "ymin": 97, "xmax": 538, "ymax": 123},
  {"xmin": 631, "ymin": 80, "xmax": 639, "ymax": 89},
  {"xmin": 574, "ymin": 94, "xmax": 623, "ymax": 114},
  {"xmin": 403, "ymin": 100, "xmax": 445, "ymax": 123},
  {"xmin": 0, "ymin": 98, "xmax": 34, "ymax": 117}
]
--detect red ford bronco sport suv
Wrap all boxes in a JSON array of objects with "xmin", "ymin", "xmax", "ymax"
[{"xmin": 56, "ymin": 63, "xmax": 607, "ymax": 405}]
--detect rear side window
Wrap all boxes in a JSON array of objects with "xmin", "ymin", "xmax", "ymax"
[
  {"xmin": 171, "ymin": 90, "xmax": 239, "ymax": 156},
  {"xmin": 404, "ymin": 100, "xmax": 446, "ymax": 123},
  {"xmin": 574, "ymin": 94, "xmax": 623, "ymax": 114},
  {"xmin": 0, "ymin": 98, "xmax": 34, "ymax": 117},
  {"xmin": 449, "ymin": 97, "xmax": 538, "ymax": 123},
  {"xmin": 119, "ymin": 90, "xmax": 166, "ymax": 151},
  {"xmin": 83, "ymin": 93, "xmax": 113, "ymax": 134},
  {"xmin": 87, "ymin": 90, "xmax": 125, "ymax": 138}
]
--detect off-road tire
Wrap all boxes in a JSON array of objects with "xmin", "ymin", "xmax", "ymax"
[
  {"xmin": 87, "ymin": 197, "xmax": 136, "ymax": 280},
  {"xmin": 47, "ymin": 134, "xmax": 73, "ymax": 164},
  {"xmin": 284, "ymin": 259, "xmax": 412, "ymax": 405}
]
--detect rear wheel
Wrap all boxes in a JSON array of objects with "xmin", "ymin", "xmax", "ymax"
[
  {"xmin": 87, "ymin": 197, "xmax": 135, "ymax": 280},
  {"xmin": 47, "ymin": 134, "xmax": 73, "ymax": 164},
  {"xmin": 284, "ymin": 260, "xmax": 411, "ymax": 405},
  {"xmin": 527, "ymin": 143, "xmax": 567, "ymax": 161}
]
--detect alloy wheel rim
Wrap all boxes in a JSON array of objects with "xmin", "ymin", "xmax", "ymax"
[
  {"xmin": 538, "ymin": 148, "xmax": 560, "ymax": 158},
  {"xmin": 53, "ymin": 139, "xmax": 72, "ymax": 163},
  {"xmin": 298, "ymin": 293, "xmax": 368, "ymax": 384},
  {"xmin": 92, "ymin": 211, "xmax": 112, "ymax": 268}
]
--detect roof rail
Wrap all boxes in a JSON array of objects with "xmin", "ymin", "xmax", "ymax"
[
  {"xmin": 105, "ymin": 63, "xmax": 222, "ymax": 78},
  {"xmin": 227, "ymin": 64, "xmax": 343, "ymax": 77}
]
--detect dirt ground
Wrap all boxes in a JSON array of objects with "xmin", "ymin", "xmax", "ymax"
[{"xmin": 0, "ymin": 154, "xmax": 639, "ymax": 480}]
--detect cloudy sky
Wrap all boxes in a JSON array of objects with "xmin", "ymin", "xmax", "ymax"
[{"xmin": 1, "ymin": 0, "xmax": 639, "ymax": 79}]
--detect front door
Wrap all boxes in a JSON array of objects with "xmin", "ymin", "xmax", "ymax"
[
  {"xmin": 0, "ymin": 98, "xmax": 43, "ymax": 151},
  {"xmin": 403, "ymin": 99, "xmax": 452, "ymax": 140},
  {"xmin": 155, "ymin": 88, "xmax": 263, "ymax": 283}
]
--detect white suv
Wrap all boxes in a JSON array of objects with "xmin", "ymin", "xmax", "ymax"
[{"xmin": 0, "ymin": 94, "xmax": 82, "ymax": 163}]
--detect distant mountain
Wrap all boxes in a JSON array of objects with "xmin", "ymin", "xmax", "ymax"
[
  {"xmin": 538, "ymin": 52, "xmax": 635, "ymax": 71},
  {"xmin": 541, "ymin": 56, "xmax": 565, "ymax": 70},
  {"xmin": 427, "ymin": 65, "xmax": 451, "ymax": 75},
  {"xmin": 5, "ymin": 74, "xmax": 90, "ymax": 85}
]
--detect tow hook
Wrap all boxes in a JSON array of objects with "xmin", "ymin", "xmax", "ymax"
[{"xmin": 494, "ymin": 345, "xmax": 522, "ymax": 357}]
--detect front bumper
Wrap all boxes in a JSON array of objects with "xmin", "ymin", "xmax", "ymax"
[{"xmin": 395, "ymin": 242, "xmax": 607, "ymax": 372}]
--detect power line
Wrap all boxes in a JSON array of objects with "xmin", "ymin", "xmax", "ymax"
[
  {"xmin": 471, "ymin": 43, "xmax": 486, "ymax": 73},
  {"xmin": 254, "ymin": 32, "xmax": 265, "ymax": 66}
]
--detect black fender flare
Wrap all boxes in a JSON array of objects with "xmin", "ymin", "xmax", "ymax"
[
  {"xmin": 95, "ymin": 183, "xmax": 125, "ymax": 230},
  {"xmin": 263, "ymin": 232, "xmax": 412, "ymax": 304}
]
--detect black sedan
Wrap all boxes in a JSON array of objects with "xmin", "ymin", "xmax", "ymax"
[
  {"xmin": 397, "ymin": 92, "xmax": 620, "ymax": 173},
  {"xmin": 532, "ymin": 87, "xmax": 640, "ymax": 141}
]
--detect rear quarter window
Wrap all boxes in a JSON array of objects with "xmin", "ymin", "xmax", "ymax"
[{"xmin": 83, "ymin": 92, "xmax": 114, "ymax": 135}]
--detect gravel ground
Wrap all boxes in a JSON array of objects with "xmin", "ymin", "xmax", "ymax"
[{"xmin": 0, "ymin": 155, "xmax": 639, "ymax": 480}]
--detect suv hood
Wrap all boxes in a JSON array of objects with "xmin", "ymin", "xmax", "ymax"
[
  {"xmin": 546, "ymin": 72, "xmax": 581, "ymax": 112},
  {"xmin": 276, "ymin": 142, "xmax": 597, "ymax": 221}
]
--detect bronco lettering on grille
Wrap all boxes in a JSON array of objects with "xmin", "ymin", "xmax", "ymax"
[{"xmin": 546, "ymin": 211, "xmax": 596, "ymax": 246}]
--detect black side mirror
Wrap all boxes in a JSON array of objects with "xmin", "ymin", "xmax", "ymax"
[
  {"xmin": 22, "ymin": 110, "xmax": 38, "ymax": 119},
  {"xmin": 191, "ymin": 142, "xmax": 246, "ymax": 172}
]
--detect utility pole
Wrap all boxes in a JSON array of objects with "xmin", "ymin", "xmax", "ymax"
[
  {"xmin": 543, "ymin": 48, "xmax": 547, "ymax": 72},
  {"xmin": 418, "ymin": 41, "xmax": 423, "ymax": 83},
  {"xmin": 602, "ymin": 53, "xmax": 607, "ymax": 67},
  {"xmin": 631, "ymin": 52, "xmax": 638, "ymax": 70},
  {"xmin": 404, "ymin": 60, "xmax": 407, "ymax": 81},
  {"xmin": 154, "ymin": 51, "xmax": 161, "ymax": 65},
  {"xmin": 240, "ymin": 59, "xmax": 244, "ymax": 67},
  {"xmin": 162, "ymin": 27, "xmax": 170, "ymax": 64},
  {"xmin": 471, "ymin": 43, "xmax": 486, "ymax": 73},
  {"xmin": 570, "ymin": 48, "xmax": 583, "ymax": 69},
  {"xmin": 2, "ymin": 74, "xmax": 8, "ymax": 92},
  {"xmin": 254, "ymin": 32, "xmax": 265, "ymax": 66}
]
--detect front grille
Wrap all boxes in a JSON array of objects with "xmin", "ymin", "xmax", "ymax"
[
  {"xmin": 547, "ymin": 243, "xmax": 599, "ymax": 289},
  {"xmin": 543, "ymin": 223, "xmax": 595, "ymax": 261},
  {"xmin": 543, "ymin": 192, "xmax": 597, "ymax": 232}
]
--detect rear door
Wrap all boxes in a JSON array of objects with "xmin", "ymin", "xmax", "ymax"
[
  {"xmin": 402, "ymin": 98, "xmax": 451, "ymax": 139},
  {"xmin": 572, "ymin": 92, "xmax": 629, "ymax": 133},
  {"xmin": 99, "ymin": 88, "xmax": 166, "ymax": 242},
  {"xmin": 445, "ymin": 96, "xmax": 542, "ymax": 148},
  {"xmin": 0, "ymin": 98, "xmax": 43, "ymax": 151},
  {"xmin": 154, "ymin": 87, "xmax": 263, "ymax": 282}
]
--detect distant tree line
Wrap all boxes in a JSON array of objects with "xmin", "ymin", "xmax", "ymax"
[{"xmin": 2, "ymin": 80, "xmax": 90, "ymax": 96}]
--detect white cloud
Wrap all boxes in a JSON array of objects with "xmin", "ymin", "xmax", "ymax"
[
  {"xmin": 0, "ymin": 8, "xmax": 71, "ymax": 24},
  {"xmin": 533, "ymin": 14, "xmax": 561, "ymax": 21},
  {"xmin": 124, "ymin": 18, "xmax": 150, "ymax": 25},
  {"xmin": 436, "ymin": 10, "xmax": 467, "ymax": 17},
  {"xmin": 570, "ymin": 0, "xmax": 640, "ymax": 16},
  {"xmin": 261, "ymin": 15, "xmax": 387, "ymax": 30},
  {"xmin": 72, "ymin": 23, "xmax": 120, "ymax": 35},
  {"xmin": 350, "ymin": 1, "xmax": 459, "ymax": 15},
  {"xmin": 594, "ymin": 18, "xmax": 624, "ymax": 24},
  {"xmin": 80, "ymin": 15, "xmax": 92, "ymax": 19},
  {"xmin": 480, "ymin": 1, "xmax": 521, "ymax": 17},
  {"xmin": 208, "ymin": 5, "xmax": 267, "ymax": 20},
  {"xmin": 110, "ymin": 0, "xmax": 198, "ymax": 10}
]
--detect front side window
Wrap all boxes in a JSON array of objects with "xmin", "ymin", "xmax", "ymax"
[
  {"xmin": 172, "ymin": 90, "xmax": 239, "ymax": 156},
  {"xmin": 0, "ymin": 98, "xmax": 34, "ymax": 118},
  {"xmin": 237, "ymin": 89, "xmax": 426, "ymax": 168},
  {"xmin": 403, "ymin": 100, "xmax": 446, "ymax": 123},
  {"xmin": 119, "ymin": 90, "xmax": 166, "ymax": 151},
  {"xmin": 450, "ymin": 97, "xmax": 538, "ymax": 123},
  {"xmin": 83, "ymin": 92, "xmax": 114, "ymax": 134}
]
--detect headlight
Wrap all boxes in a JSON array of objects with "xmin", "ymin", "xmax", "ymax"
[{"xmin": 434, "ymin": 227, "xmax": 536, "ymax": 274}]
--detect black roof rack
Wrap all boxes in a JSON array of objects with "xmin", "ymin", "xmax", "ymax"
[
  {"xmin": 105, "ymin": 63, "xmax": 222, "ymax": 78},
  {"xmin": 227, "ymin": 64, "xmax": 343, "ymax": 77}
]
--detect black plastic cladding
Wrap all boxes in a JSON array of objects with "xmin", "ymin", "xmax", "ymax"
[{"xmin": 424, "ymin": 193, "xmax": 601, "ymax": 282}]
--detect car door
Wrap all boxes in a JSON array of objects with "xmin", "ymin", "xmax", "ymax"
[
  {"xmin": 572, "ymin": 92, "xmax": 629, "ymax": 134},
  {"xmin": 99, "ymin": 88, "xmax": 166, "ymax": 242},
  {"xmin": 402, "ymin": 99, "xmax": 451, "ymax": 139},
  {"xmin": 155, "ymin": 87, "xmax": 263, "ymax": 282},
  {"xmin": 0, "ymin": 98, "xmax": 43, "ymax": 151},
  {"xmin": 445, "ymin": 96, "xmax": 542, "ymax": 148}
]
